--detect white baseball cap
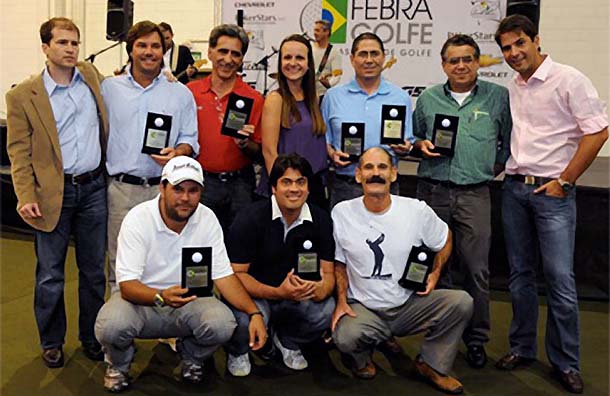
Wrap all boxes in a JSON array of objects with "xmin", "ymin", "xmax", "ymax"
[{"xmin": 161, "ymin": 156, "xmax": 204, "ymax": 186}]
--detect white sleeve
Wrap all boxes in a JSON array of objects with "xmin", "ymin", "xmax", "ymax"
[
  {"xmin": 328, "ymin": 48, "xmax": 343, "ymax": 88},
  {"xmin": 331, "ymin": 206, "xmax": 347, "ymax": 264},
  {"xmin": 419, "ymin": 203, "xmax": 449, "ymax": 251},
  {"xmin": 116, "ymin": 213, "xmax": 148, "ymax": 284},
  {"xmin": 207, "ymin": 211, "xmax": 234, "ymax": 280}
]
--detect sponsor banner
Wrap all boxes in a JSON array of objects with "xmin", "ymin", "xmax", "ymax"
[{"xmin": 223, "ymin": 0, "xmax": 513, "ymax": 96}]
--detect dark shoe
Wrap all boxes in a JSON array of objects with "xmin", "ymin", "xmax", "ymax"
[
  {"xmin": 378, "ymin": 337, "xmax": 404, "ymax": 356},
  {"xmin": 82, "ymin": 341, "xmax": 104, "ymax": 361},
  {"xmin": 465, "ymin": 345, "xmax": 487, "ymax": 368},
  {"xmin": 181, "ymin": 361, "xmax": 204, "ymax": 384},
  {"xmin": 557, "ymin": 370, "xmax": 584, "ymax": 394},
  {"xmin": 104, "ymin": 366, "xmax": 131, "ymax": 393},
  {"xmin": 414, "ymin": 355, "xmax": 463, "ymax": 395},
  {"xmin": 351, "ymin": 361, "xmax": 376, "ymax": 379},
  {"xmin": 42, "ymin": 347, "xmax": 64, "ymax": 368},
  {"xmin": 495, "ymin": 352, "xmax": 535, "ymax": 370}
]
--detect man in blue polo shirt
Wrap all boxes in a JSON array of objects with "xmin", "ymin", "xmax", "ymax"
[
  {"xmin": 102, "ymin": 20, "xmax": 199, "ymax": 291},
  {"xmin": 322, "ymin": 32, "xmax": 413, "ymax": 207}
]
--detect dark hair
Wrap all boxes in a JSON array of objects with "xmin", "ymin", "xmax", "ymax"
[
  {"xmin": 158, "ymin": 22, "xmax": 173, "ymax": 35},
  {"xmin": 351, "ymin": 32, "xmax": 384, "ymax": 55},
  {"xmin": 125, "ymin": 21, "xmax": 166, "ymax": 58},
  {"xmin": 441, "ymin": 34, "xmax": 480, "ymax": 60},
  {"xmin": 276, "ymin": 34, "xmax": 325, "ymax": 136},
  {"xmin": 209, "ymin": 24, "xmax": 249, "ymax": 55},
  {"xmin": 40, "ymin": 17, "xmax": 80, "ymax": 45},
  {"xmin": 315, "ymin": 19, "xmax": 331, "ymax": 32},
  {"xmin": 358, "ymin": 146, "xmax": 393, "ymax": 168},
  {"xmin": 269, "ymin": 153, "xmax": 314, "ymax": 188},
  {"xmin": 494, "ymin": 14, "xmax": 538, "ymax": 47}
]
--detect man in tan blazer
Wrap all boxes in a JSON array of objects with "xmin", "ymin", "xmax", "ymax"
[{"xmin": 6, "ymin": 17, "xmax": 109, "ymax": 368}]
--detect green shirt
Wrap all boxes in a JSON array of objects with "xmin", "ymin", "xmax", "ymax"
[{"xmin": 413, "ymin": 79, "xmax": 512, "ymax": 185}]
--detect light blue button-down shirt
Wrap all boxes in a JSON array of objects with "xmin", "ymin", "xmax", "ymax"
[
  {"xmin": 322, "ymin": 78, "xmax": 413, "ymax": 177},
  {"xmin": 102, "ymin": 70, "xmax": 199, "ymax": 178},
  {"xmin": 43, "ymin": 67, "xmax": 101, "ymax": 174}
]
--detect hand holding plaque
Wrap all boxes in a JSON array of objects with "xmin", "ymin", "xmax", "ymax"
[
  {"xmin": 221, "ymin": 93, "xmax": 254, "ymax": 139},
  {"xmin": 430, "ymin": 114, "xmax": 459, "ymax": 157},
  {"xmin": 398, "ymin": 245, "xmax": 436, "ymax": 292},
  {"xmin": 181, "ymin": 247, "xmax": 213, "ymax": 297},
  {"xmin": 380, "ymin": 104, "xmax": 406, "ymax": 145},
  {"xmin": 142, "ymin": 112, "xmax": 172, "ymax": 155},
  {"xmin": 341, "ymin": 122, "xmax": 365, "ymax": 163}
]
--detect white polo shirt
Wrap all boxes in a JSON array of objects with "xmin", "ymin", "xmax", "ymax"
[
  {"xmin": 116, "ymin": 195, "xmax": 233, "ymax": 290},
  {"xmin": 332, "ymin": 195, "xmax": 448, "ymax": 310}
]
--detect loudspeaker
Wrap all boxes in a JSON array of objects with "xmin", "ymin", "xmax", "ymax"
[
  {"xmin": 507, "ymin": 0, "xmax": 541, "ymax": 29},
  {"xmin": 106, "ymin": 0, "xmax": 134, "ymax": 41}
]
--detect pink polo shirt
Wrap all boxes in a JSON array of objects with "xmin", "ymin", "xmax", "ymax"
[{"xmin": 505, "ymin": 56, "xmax": 608, "ymax": 178}]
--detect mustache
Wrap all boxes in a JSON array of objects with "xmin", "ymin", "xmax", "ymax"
[{"xmin": 365, "ymin": 175, "xmax": 386, "ymax": 184}]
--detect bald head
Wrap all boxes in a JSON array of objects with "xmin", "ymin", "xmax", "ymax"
[{"xmin": 358, "ymin": 146, "xmax": 393, "ymax": 168}]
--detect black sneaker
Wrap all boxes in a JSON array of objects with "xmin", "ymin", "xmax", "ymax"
[
  {"xmin": 465, "ymin": 345, "xmax": 487, "ymax": 369},
  {"xmin": 82, "ymin": 341, "xmax": 104, "ymax": 361}
]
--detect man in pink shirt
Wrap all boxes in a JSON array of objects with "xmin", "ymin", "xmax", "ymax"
[{"xmin": 494, "ymin": 15, "xmax": 608, "ymax": 394}]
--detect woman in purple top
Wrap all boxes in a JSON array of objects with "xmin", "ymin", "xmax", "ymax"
[{"xmin": 259, "ymin": 34, "xmax": 329, "ymax": 209}]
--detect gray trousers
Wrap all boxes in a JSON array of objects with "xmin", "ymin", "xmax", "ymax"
[
  {"xmin": 95, "ymin": 293, "xmax": 236, "ymax": 372},
  {"xmin": 333, "ymin": 290, "xmax": 473, "ymax": 375},
  {"xmin": 107, "ymin": 179, "xmax": 159, "ymax": 293},
  {"xmin": 417, "ymin": 180, "xmax": 491, "ymax": 346}
]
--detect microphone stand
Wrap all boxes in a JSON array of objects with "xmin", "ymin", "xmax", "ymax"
[
  {"xmin": 253, "ymin": 46, "xmax": 278, "ymax": 96},
  {"xmin": 86, "ymin": 41, "xmax": 122, "ymax": 63}
]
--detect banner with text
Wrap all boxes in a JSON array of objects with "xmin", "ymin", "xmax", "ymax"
[{"xmin": 223, "ymin": 0, "xmax": 513, "ymax": 98}]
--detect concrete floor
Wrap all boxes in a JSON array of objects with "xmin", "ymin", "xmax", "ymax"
[{"xmin": 0, "ymin": 236, "xmax": 608, "ymax": 396}]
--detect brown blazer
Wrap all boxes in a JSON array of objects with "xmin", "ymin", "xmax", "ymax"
[{"xmin": 6, "ymin": 61, "xmax": 109, "ymax": 232}]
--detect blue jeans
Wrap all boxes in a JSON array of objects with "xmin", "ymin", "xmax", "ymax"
[
  {"xmin": 502, "ymin": 178, "xmax": 579, "ymax": 372},
  {"xmin": 225, "ymin": 297, "xmax": 335, "ymax": 355},
  {"xmin": 34, "ymin": 172, "xmax": 107, "ymax": 349},
  {"xmin": 200, "ymin": 167, "xmax": 255, "ymax": 235}
]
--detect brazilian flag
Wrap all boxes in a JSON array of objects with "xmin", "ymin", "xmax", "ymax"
[{"xmin": 322, "ymin": 0, "xmax": 347, "ymax": 44}]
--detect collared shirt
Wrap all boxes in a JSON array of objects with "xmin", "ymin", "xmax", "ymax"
[
  {"xmin": 103, "ymin": 69, "xmax": 199, "ymax": 178},
  {"xmin": 116, "ymin": 195, "xmax": 233, "ymax": 290},
  {"xmin": 322, "ymin": 78, "xmax": 414, "ymax": 177},
  {"xmin": 187, "ymin": 76, "xmax": 264, "ymax": 173},
  {"xmin": 413, "ymin": 79, "xmax": 512, "ymax": 185},
  {"xmin": 271, "ymin": 194, "xmax": 313, "ymax": 239},
  {"xmin": 506, "ymin": 55, "xmax": 608, "ymax": 178},
  {"xmin": 43, "ymin": 67, "xmax": 101, "ymax": 174}
]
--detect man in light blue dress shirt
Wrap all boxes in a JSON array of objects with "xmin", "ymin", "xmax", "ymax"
[
  {"xmin": 102, "ymin": 21, "xmax": 199, "ymax": 291},
  {"xmin": 6, "ymin": 17, "xmax": 108, "ymax": 368},
  {"xmin": 322, "ymin": 32, "xmax": 413, "ymax": 207}
]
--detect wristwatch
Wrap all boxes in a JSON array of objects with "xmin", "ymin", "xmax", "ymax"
[
  {"xmin": 557, "ymin": 177, "xmax": 574, "ymax": 192},
  {"xmin": 154, "ymin": 291, "xmax": 166, "ymax": 307}
]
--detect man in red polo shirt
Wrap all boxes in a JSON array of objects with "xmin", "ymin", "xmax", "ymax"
[{"xmin": 187, "ymin": 24, "xmax": 263, "ymax": 232}]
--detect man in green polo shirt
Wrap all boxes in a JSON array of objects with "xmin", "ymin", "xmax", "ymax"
[{"xmin": 413, "ymin": 34, "xmax": 511, "ymax": 369}]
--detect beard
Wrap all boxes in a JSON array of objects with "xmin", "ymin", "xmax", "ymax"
[{"xmin": 164, "ymin": 202, "xmax": 197, "ymax": 223}]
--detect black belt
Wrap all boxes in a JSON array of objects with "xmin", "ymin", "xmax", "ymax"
[
  {"xmin": 420, "ymin": 178, "xmax": 488, "ymax": 189},
  {"xmin": 335, "ymin": 174, "xmax": 357, "ymax": 184},
  {"xmin": 64, "ymin": 165, "xmax": 103, "ymax": 185},
  {"xmin": 113, "ymin": 173, "xmax": 161, "ymax": 186},
  {"xmin": 202, "ymin": 167, "xmax": 250, "ymax": 183},
  {"xmin": 505, "ymin": 174, "xmax": 554, "ymax": 186}
]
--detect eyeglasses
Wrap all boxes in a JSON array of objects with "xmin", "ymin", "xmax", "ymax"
[
  {"xmin": 278, "ymin": 177, "xmax": 307, "ymax": 187},
  {"xmin": 444, "ymin": 56, "xmax": 475, "ymax": 65}
]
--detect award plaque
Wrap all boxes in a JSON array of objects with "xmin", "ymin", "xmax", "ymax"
[
  {"xmin": 380, "ymin": 104, "xmax": 406, "ymax": 145},
  {"xmin": 293, "ymin": 237, "xmax": 321, "ymax": 281},
  {"xmin": 142, "ymin": 112, "xmax": 172, "ymax": 155},
  {"xmin": 430, "ymin": 114, "xmax": 459, "ymax": 157},
  {"xmin": 221, "ymin": 93, "xmax": 254, "ymax": 139},
  {"xmin": 341, "ymin": 122, "xmax": 365, "ymax": 163},
  {"xmin": 181, "ymin": 247, "xmax": 213, "ymax": 297},
  {"xmin": 398, "ymin": 245, "xmax": 436, "ymax": 292}
]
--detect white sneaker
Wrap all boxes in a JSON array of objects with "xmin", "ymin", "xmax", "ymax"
[
  {"xmin": 227, "ymin": 353, "xmax": 251, "ymax": 376},
  {"xmin": 272, "ymin": 334, "xmax": 308, "ymax": 370}
]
